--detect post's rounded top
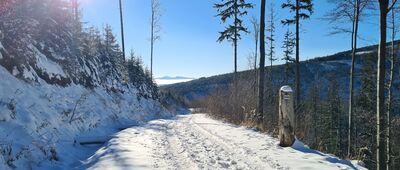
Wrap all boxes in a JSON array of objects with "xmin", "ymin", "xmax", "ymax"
[{"xmin": 280, "ymin": 85, "xmax": 293, "ymax": 92}]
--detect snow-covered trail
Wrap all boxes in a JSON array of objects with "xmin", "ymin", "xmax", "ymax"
[{"xmin": 80, "ymin": 114, "xmax": 365, "ymax": 170}]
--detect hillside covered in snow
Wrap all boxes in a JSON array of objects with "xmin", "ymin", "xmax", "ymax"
[{"xmin": 0, "ymin": 0, "xmax": 172, "ymax": 169}]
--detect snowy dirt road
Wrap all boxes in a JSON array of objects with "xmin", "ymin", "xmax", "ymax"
[{"xmin": 80, "ymin": 114, "xmax": 365, "ymax": 170}]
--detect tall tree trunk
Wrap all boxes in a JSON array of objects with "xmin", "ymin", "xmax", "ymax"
[
  {"xmin": 234, "ymin": 0, "xmax": 238, "ymax": 75},
  {"xmin": 386, "ymin": 7, "xmax": 395, "ymax": 170},
  {"xmin": 348, "ymin": 0, "xmax": 360, "ymax": 158},
  {"xmin": 233, "ymin": 0, "xmax": 238, "ymax": 115},
  {"xmin": 234, "ymin": 38, "xmax": 237, "ymax": 75},
  {"xmin": 119, "ymin": 0, "xmax": 125, "ymax": 62},
  {"xmin": 269, "ymin": 7, "xmax": 274, "ymax": 83},
  {"xmin": 295, "ymin": 0, "xmax": 300, "ymax": 109},
  {"xmin": 254, "ymin": 27, "xmax": 258, "ymax": 95},
  {"xmin": 377, "ymin": 1, "xmax": 388, "ymax": 169},
  {"xmin": 255, "ymin": 38, "xmax": 258, "ymax": 71},
  {"xmin": 258, "ymin": 0, "xmax": 266, "ymax": 124},
  {"xmin": 151, "ymin": 7, "xmax": 154, "ymax": 78}
]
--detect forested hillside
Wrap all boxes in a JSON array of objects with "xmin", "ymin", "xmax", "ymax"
[
  {"xmin": 162, "ymin": 42, "xmax": 400, "ymax": 104},
  {"xmin": 0, "ymin": 0, "xmax": 171, "ymax": 169}
]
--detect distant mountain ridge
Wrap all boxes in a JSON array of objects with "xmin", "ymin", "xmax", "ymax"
[
  {"xmin": 157, "ymin": 76, "xmax": 194, "ymax": 80},
  {"xmin": 155, "ymin": 76, "xmax": 194, "ymax": 86},
  {"xmin": 161, "ymin": 41, "xmax": 400, "ymax": 103}
]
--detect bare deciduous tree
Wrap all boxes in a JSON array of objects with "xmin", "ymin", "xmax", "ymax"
[
  {"xmin": 250, "ymin": 16, "xmax": 259, "ymax": 94},
  {"xmin": 386, "ymin": 4, "xmax": 398, "ymax": 170},
  {"xmin": 150, "ymin": 0, "xmax": 162, "ymax": 79},
  {"xmin": 250, "ymin": 16, "xmax": 259, "ymax": 71},
  {"xmin": 325, "ymin": 0, "xmax": 373, "ymax": 158}
]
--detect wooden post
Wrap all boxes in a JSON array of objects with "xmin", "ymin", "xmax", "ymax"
[{"xmin": 279, "ymin": 85, "xmax": 296, "ymax": 147}]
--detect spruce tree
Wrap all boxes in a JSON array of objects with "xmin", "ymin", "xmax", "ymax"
[
  {"xmin": 321, "ymin": 76, "xmax": 342, "ymax": 155},
  {"xmin": 356, "ymin": 54, "xmax": 377, "ymax": 168},
  {"xmin": 214, "ymin": 0, "xmax": 253, "ymax": 119},
  {"xmin": 281, "ymin": 29, "xmax": 295, "ymax": 84},
  {"xmin": 306, "ymin": 83, "xmax": 321, "ymax": 148},
  {"xmin": 104, "ymin": 25, "xmax": 124, "ymax": 70},
  {"xmin": 214, "ymin": 0, "xmax": 253, "ymax": 80},
  {"xmin": 281, "ymin": 0, "xmax": 313, "ymax": 109}
]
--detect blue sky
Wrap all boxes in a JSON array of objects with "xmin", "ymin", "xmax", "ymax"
[{"xmin": 80, "ymin": 0, "xmax": 380, "ymax": 78}]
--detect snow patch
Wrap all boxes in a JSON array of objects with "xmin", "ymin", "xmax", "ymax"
[
  {"xmin": 28, "ymin": 44, "xmax": 66, "ymax": 78},
  {"xmin": 356, "ymin": 50, "xmax": 373, "ymax": 55},
  {"xmin": 280, "ymin": 85, "xmax": 293, "ymax": 92},
  {"xmin": 22, "ymin": 66, "xmax": 36, "ymax": 80},
  {"xmin": 12, "ymin": 66, "xmax": 19, "ymax": 76},
  {"xmin": 0, "ymin": 41, "xmax": 3, "ymax": 59},
  {"xmin": 155, "ymin": 78, "xmax": 194, "ymax": 86}
]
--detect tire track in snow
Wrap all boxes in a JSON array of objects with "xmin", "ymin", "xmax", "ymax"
[
  {"xmin": 164, "ymin": 120, "xmax": 199, "ymax": 170},
  {"xmin": 172, "ymin": 115, "xmax": 264, "ymax": 170},
  {"xmin": 189, "ymin": 115, "xmax": 288, "ymax": 170}
]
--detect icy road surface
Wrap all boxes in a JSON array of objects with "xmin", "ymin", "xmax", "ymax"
[{"xmin": 81, "ymin": 114, "xmax": 365, "ymax": 170}]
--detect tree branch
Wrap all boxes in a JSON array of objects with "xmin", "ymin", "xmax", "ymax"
[{"xmin": 388, "ymin": 0, "xmax": 398, "ymax": 12}]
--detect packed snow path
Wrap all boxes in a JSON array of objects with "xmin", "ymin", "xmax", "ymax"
[{"xmin": 81, "ymin": 114, "xmax": 365, "ymax": 170}]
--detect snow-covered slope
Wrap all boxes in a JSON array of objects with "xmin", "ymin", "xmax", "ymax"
[
  {"xmin": 82, "ymin": 114, "xmax": 366, "ymax": 170},
  {"xmin": 0, "ymin": 65, "xmax": 170, "ymax": 169}
]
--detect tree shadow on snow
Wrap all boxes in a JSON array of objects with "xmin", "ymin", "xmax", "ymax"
[{"xmin": 291, "ymin": 140, "xmax": 358, "ymax": 170}]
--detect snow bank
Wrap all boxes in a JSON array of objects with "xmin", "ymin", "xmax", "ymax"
[{"xmin": 0, "ymin": 66, "xmax": 171, "ymax": 169}]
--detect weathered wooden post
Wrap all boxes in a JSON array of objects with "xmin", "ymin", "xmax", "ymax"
[{"xmin": 279, "ymin": 86, "xmax": 296, "ymax": 147}]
